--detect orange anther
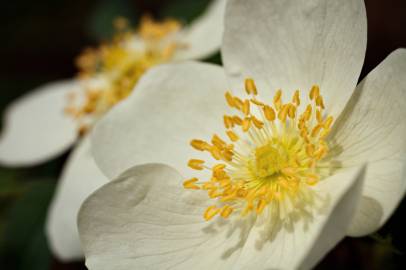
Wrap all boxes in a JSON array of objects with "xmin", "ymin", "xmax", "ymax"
[{"xmin": 245, "ymin": 78, "xmax": 258, "ymax": 95}]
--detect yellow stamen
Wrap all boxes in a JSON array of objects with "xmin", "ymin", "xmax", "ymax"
[
  {"xmin": 251, "ymin": 115, "xmax": 264, "ymax": 129},
  {"xmin": 233, "ymin": 97, "xmax": 244, "ymax": 110},
  {"xmin": 256, "ymin": 199, "xmax": 267, "ymax": 214},
  {"xmin": 292, "ymin": 90, "xmax": 300, "ymax": 106},
  {"xmin": 212, "ymin": 134, "xmax": 226, "ymax": 149},
  {"xmin": 288, "ymin": 104, "xmax": 296, "ymax": 119},
  {"xmin": 251, "ymin": 98, "xmax": 264, "ymax": 106},
  {"xmin": 213, "ymin": 164, "xmax": 226, "ymax": 171},
  {"xmin": 242, "ymin": 99, "xmax": 250, "ymax": 116},
  {"xmin": 306, "ymin": 174, "xmax": 319, "ymax": 186},
  {"xmin": 225, "ymin": 92, "xmax": 236, "ymax": 107},
  {"xmin": 67, "ymin": 15, "xmax": 183, "ymax": 134},
  {"xmin": 245, "ymin": 78, "xmax": 258, "ymax": 95},
  {"xmin": 304, "ymin": 105, "xmax": 312, "ymax": 121},
  {"xmin": 273, "ymin": 89, "xmax": 282, "ymax": 109},
  {"xmin": 222, "ymin": 149, "xmax": 233, "ymax": 162},
  {"xmin": 210, "ymin": 146, "xmax": 222, "ymax": 160},
  {"xmin": 316, "ymin": 110, "xmax": 323, "ymax": 123},
  {"xmin": 188, "ymin": 159, "xmax": 205, "ymax": 170},
  {"xmin": 220, "ymin": 205, "xmax": 234, "ymax": 218},
  {"xmin": 314, "ymin": 146, "xmax": 327, "ymax": 160},
  {"xmin": 203, "ymin": 182, "xmax": 215, "ymax": 190},
  {"xmin": 138, "ymin": 15, "xmax": 181, "ymax": 40},
  {"xmin": 309, "ymin": 85, "xmax": 320, "ymax": 100},
  {"xmin": 242, "ymin": 117, "xmax": 251, "ymax": 132},
  {"xmin": 278, "ymin": 104, "xmax": 289, "ymax": 122},
  {"xmin": 183, "ymin": 178, "xmax": 200, "ymax": 190},
  {"xmin": 190, "ymin": 139, "xmax": 209, "ymax": 151},
  {"xmin": 311, "ymin": 124, "xmax": 323, "ymax": 137},
  {"xmin": 204, "ymin": 206, "xmax": 220, "ymax": 221},
  {"xmin": 185, "ymin": 79, "xmax": 334, "ymax": 221},
  {"xmin": 263, "ymin": 105, "xmax": 276, "ymax": 121},
  {"xmin": 224, "ymin": 115, "xmax": 234, "ymax": 129},
  {"xmin": 232, "ymin": 115, "xmax": 243, "ymax": 125},
  {"xmin": 316, "ymin": 95, "xmax": 325, "ymax": 109},
  {"xmin": 320, "ymin": 128, "xmax": 331, "ymax": 139},
  {"xmin": 226, "ymin": 130, "xmax": 239, "ymax": 142},
  {"xmin": 306, "ymin": 143, "xmax": 315, "ymax": 156},
  {"xmin": 324, "ymin": 116, "xmax": 334, "ymax": 129}
]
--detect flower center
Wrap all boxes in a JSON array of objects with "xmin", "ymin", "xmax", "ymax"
[
  {"xmin": 253, "ymin": 142, "xmax": 288, "ymax": 178},
  {"xmin": 184, "ymin": 79, "xmax": 334, "ymax": 222},
  {"xmin": 65, "ymin": 16, "xmax": 183, "ymax": 135}
]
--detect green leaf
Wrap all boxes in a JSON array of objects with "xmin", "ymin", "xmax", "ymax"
[
  {"xmin": 370, "ymin": 233, "xmax": 402, "ymax": 255},
  {"xmin": 19, "ymin": 227, "xmax": 51, "ymax": 270},
  {"xmin": 0, "ymin": 179, "xmax": 55, "ymax": 270},
  {"xmin": 161, "ymin": 0, "xmax": 212, "ymax": 23},
  {"xmin": 0, "ymin": 169, "xmax": 27, "ymax": 200}
]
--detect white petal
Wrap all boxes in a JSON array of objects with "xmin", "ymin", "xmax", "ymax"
[
  {"xmin": 0, "ymin": 80, "xmax": 79, "ymax": 166},
  {"xmin": 46, "ymin": 135, "xmax": 108, "ymax": 261},
  {"xmin": 231, "ymin": 166, "xmax": 365, "ymax": 270},
  {"xmin": 78, "ymin": 164, "xmax": 237, "ymax": 270},
  {"xmin": 222, "ymin": 0, "xmax": 367, "ymax": 117},
  {"xmin": 78, "ymin": 164, "xmax": 365, "ymax": 270},
  {"xmin": 328, "ymin": 49, "xmax": 406, "ymax": 237},
  {"xmin": 173, "ymin": 0, "xmax": 226, "ymax": 60},
  {"xmin": 91, "ymin": 62, "xmax": 229, "ymax": 179}
]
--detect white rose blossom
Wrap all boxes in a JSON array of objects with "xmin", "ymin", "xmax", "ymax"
[
  {"xmin": 0, "ymin": 0, "xmax": 226, "ymax": 261},
  {"xmin": 79, "ymin": 0, "xmax": 406, "ymax": 269}
]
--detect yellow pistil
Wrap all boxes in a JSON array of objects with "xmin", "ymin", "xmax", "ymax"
[
  {"xmin": 66, "ymin": 15, "xmax": 183, "ymax": 134},
  {"xmin": 184, "ymin": 79, "xmax": 334, "ymax": 222}
]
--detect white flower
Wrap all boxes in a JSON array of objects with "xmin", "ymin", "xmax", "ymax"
[
  {"xmin": 79, "ymin": 0, "xmax": 406, "ymax": 269},
  {"xmin": 0, "ymin": 0, "xmax": 226, "ymax": 262}
]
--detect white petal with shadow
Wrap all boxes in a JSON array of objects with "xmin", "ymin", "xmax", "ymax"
[
  {"xmin": 46, "ymin": 135, "xmax": 108, "ymax": 261},
  {"xmin": 328, "ymin": 49, "xmax": 406, "ymax": 236},
  {"xmin": 78, "ymin": 163, "xmax": 365, "ymax": 270},
  {"xmin": 78, "ymin": 164, "xmax": 244, "ymax": 270},
  {"xmin": 231, "ymin": 166, "xmax": 365, "ymax": 270}
]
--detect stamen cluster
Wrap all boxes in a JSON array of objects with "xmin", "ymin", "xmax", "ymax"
[
  {"xmin": 184, "ymin": 79, "xmax": 334, "ymax": 222},
  {"xmin": 65, "ymin": 16, "xmax": 182, "ymax": 135}
]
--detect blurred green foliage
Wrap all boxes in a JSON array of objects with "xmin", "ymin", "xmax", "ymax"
[
  {"xmin": 162, "ymin": 0, "xmax": 211, "ymax": 23},
  {"xmin": 0, "ymin": 164, "xmax": 60, "ymax": 269},
  {"xmin": 87, "ymin": 0, "xmax": 140, "ymax": 40},
  {"xmin": 0, "ymin": 179, "xmax": 55, "ymax": 270}
]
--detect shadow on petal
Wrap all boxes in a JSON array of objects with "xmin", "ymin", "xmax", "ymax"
[
  {"xmin": 347, "ymin": 195, "xmax": 383, "ymax": 236},
  {"xmin": 199, "ymin": 189, "xmax": 333, "ymax": 260}
]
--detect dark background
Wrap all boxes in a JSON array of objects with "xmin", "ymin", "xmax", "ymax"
[{"xmin": 0, "ymin": 0, "xmax": 405, "ymax": 269}]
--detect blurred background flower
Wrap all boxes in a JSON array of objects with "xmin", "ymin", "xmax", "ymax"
[
  {"xmin": 0, "ymin": 0, "xmax": 405, "ymax": 269},
  {"xmin": 0, "ymin": 0, "xmax": 225, "ymax": 263}
]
